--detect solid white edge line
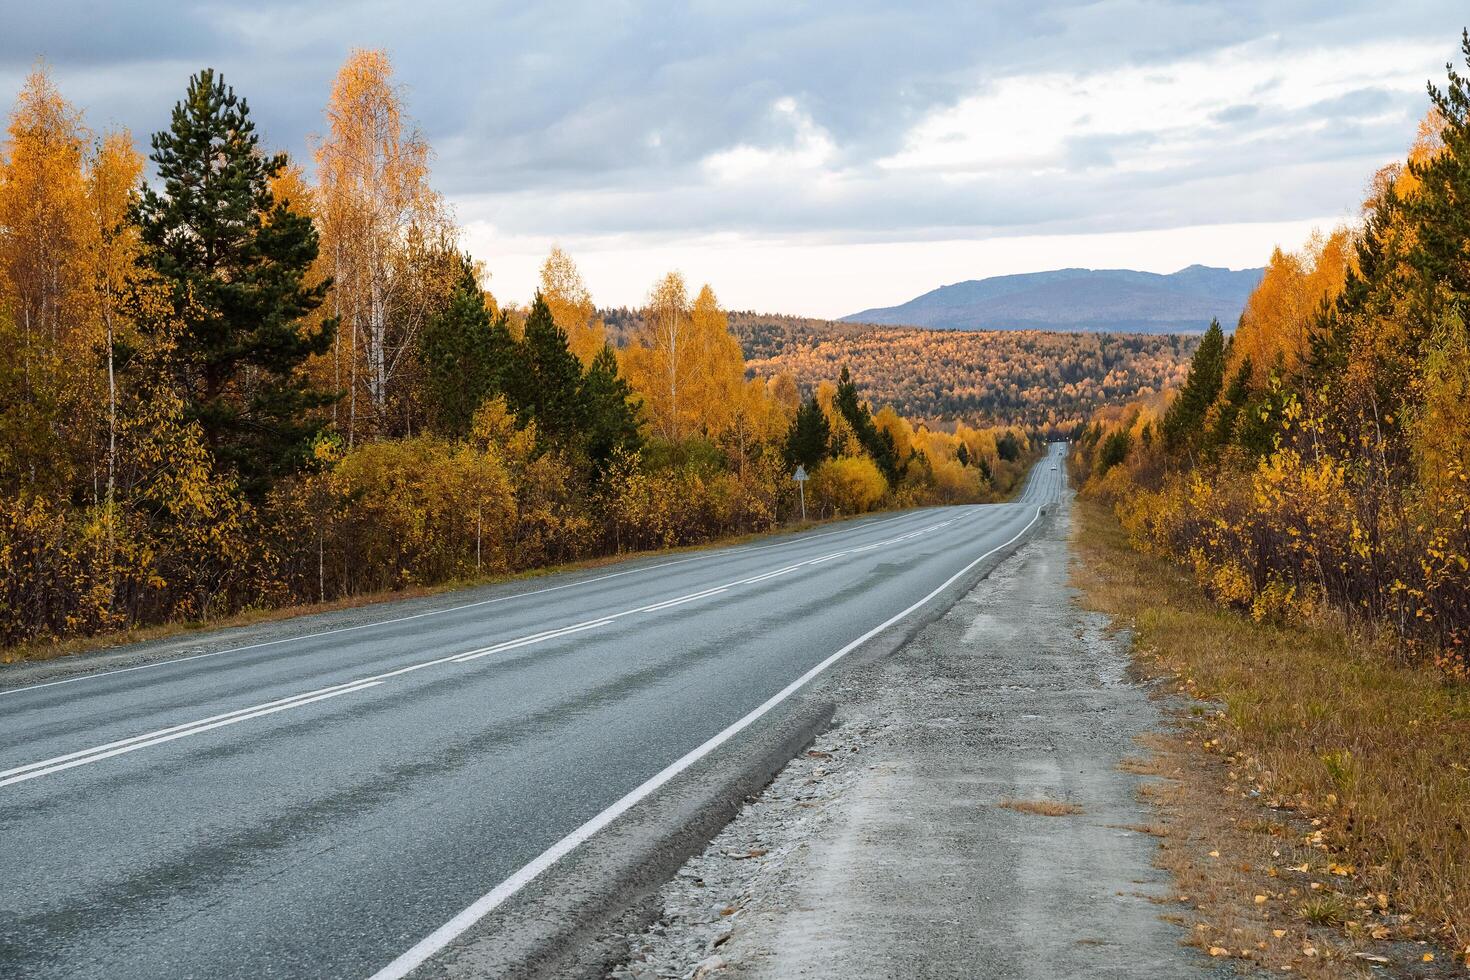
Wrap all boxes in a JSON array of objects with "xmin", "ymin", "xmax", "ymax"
[
  {"xmin": 364, "ymin": 501, "xmax": 1046, "ymax": 980},
  {"xmin": 0, "ymin": 511, "xmax": 932, "ymax": 699}
]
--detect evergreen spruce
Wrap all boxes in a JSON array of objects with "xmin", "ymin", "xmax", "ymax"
[
  {"xmin": 419, "ymin": 256, "xmax": 517, "ymax": 438},
  {"xmin": 518, "ymin": 293, "xmax": 588, "ymax": 448},
  {"xmin": 1162, "ymin": 319, "xmax": 1226, "ymax": 454},
  {"xmin": 784, "ymin": 394, "xmax": 831, "ymax": 470},
  {"xmin": 581, "ymin": 343, "xmax": 643, "ymax": 470},
  {"xmin": 1411, "ymin": 30, "xmax": 1470, "ymax": 312},
  {"xmin": 1203, "ymin": 356, "xmax": 1253, "ymax": 458},
  {"xmin": 832, "ymin": 365, "xmax": 900, "ymax": 481},
  {"xmin": 134, "ymin": 68, "xmax": 334, "ymax": 497}
]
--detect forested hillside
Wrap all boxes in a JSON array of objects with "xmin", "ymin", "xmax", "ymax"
[
  {"xmin": 841, "ymin": 265, "xmax": 1264, "ymax": 333},
  {"xmin": 0, "ymin": 54, "xmax": 1036, "ymax": 651},
  {"xmin": 734, "ymin": 317, "xmax": 1197, "ymax": 433}
]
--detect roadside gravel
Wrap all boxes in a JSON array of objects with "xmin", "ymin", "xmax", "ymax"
[{"xmin": 607, "ymin": 498, "xmax": 1223, "ymax": 979}]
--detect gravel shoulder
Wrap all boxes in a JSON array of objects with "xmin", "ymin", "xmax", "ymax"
[{"xmin": 607, "ymin": 495, "xmax": 1221, "ymax": 980}]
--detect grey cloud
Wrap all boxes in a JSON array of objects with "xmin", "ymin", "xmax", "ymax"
[
  {"xmin": 0, "ymin": 0, "xmax": 1463, "ymax": 246},
  {"xmin": 1212, "ymin": 104, "xmax": 1259, "ymax": 124}
]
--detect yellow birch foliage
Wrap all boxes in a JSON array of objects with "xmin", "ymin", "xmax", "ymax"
[
  {"xmin": 539, "ymin": 246, "xmax": 606, "ymax": 366},
  {"xmin": 1231, "ymin": 227, "xmax": 1354, "ymax": 384},
  {"xmin": 314, "ymin": 48, "xmax": 457, "ymax": 442},
  {"xmin": 686, "ymin": 284, "xmax": 747, "ymax": 439},
  {"xmin": 0, "ymin": 66, "xmax": 96, "ymax": 494},
  {"xmin": 622, "ymin": 271, "xmax": 693, "ymax": 441},
  {"xmin": 623, "ymin": 277, "xmax": 751, "ymax": 442}
]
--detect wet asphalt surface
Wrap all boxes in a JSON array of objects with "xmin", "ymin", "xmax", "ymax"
[
  {"xmin": 0, "ymin": 447, "xmax": 1066, "ymax": 979},
  {"xmin": 610, "ymin": 480, "xmax": 1219, "ymax": 979}
]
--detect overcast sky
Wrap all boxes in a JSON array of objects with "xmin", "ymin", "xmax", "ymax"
[{"xmin": 3, "ymin": 1, "xmax": 1464, "ymax": 316}]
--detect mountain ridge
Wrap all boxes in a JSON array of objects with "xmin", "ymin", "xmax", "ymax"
[{"xmin": 842, "ymin": 264, "xmax": 1264, "ymax": 333}]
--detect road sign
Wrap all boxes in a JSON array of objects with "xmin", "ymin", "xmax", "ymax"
[
  {"xmin": 793, "ymin": 466, "xmax": 808, "ymax": 521},
  {"xmin": 793, "ymin": 465, "xmax": 808, "ymax": 482}
]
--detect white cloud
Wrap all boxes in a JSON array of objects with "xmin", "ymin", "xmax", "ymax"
[
  {"xmin": 463, "ymin": 215, "xmax": 1351, "ymax": 318},
  {"xmin": 880, "ymin": 37, "xmax": 1443, "ymax": 177},
  {"xmin": 701, "ymin": 96, "xmax": 838, "ymax": 182}
]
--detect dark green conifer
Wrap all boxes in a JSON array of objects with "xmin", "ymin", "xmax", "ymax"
[{"xmin": 134, "ymin": 68, "xmax": 334, "ymax": 496}]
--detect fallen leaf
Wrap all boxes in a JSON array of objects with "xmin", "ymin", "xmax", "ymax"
[
  {"xmin": 1254, "ymin": 895, "xmax": 1268, "ymax": 905},
  {"xmin": 1353, "ymin": 953, "xmax": 1390, "ymax": 964},
  {"xmin": 1423, "ymin": 953, "xmax": 1434, "ymax": 963},
  {"xmin": 1208, "ymin": 946, "xmax": 1229, "ymax": 957}
]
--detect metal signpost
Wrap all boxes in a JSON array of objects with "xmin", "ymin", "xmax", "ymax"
[{"xmin": 793, "ymin": 464, "xmax": 808, "ymax": 522}]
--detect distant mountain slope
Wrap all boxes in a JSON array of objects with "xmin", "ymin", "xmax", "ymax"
[{"xmin": 842, "ymin": 265, "xmax": 1263, "ymax": 333}]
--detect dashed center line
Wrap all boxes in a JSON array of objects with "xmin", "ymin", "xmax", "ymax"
[{"xmin": 1, "ymin": 510, "xmax": 990, "ymax": 789}]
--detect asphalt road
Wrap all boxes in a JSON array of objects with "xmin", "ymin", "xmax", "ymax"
[{"xmin": 0, "ymin": 445, "xmax": 1066, "ymax": 979}]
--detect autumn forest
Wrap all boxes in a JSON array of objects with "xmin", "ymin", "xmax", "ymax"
[
  {"xmin": 0, "ymin": 51, "xmax": 1042, "ymax": 650},
  {"xmin": 1074, "ymin": 36, "xmax": 1470, "ymax": 672}
]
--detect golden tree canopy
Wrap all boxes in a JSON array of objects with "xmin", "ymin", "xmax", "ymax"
[{"xmin": 539, "ymin": 246, "xmax": 605, "ymax": 365}]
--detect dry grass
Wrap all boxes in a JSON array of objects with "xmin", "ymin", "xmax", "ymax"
[
  {"xmin": 998, "ymin": 797, "xmax": 1084, "ymax": 817},
  {"xmin": 1073, "ymin": 497, "xmax": 1470, "ymax": 974}
]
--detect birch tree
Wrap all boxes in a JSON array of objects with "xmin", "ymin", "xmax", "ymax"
[{"xmin": 314, "ymin": 48, "xmax": 456, "ymax": 442}]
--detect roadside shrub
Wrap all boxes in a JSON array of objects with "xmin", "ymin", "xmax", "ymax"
[{"xmin": 810, "ymin": 456, "xmax": 887, "ymax": 516}]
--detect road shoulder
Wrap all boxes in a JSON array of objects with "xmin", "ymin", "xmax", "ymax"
[{"xmin": 608, "ymin": 495, "xmax": 1214, "ymax": 979}]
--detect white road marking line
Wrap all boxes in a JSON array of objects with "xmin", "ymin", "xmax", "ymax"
[
  {"xmin": 0, "ymin": 681, "xmax": 385, "ymax": 788},
  {"xmin": 0, "ymin": 510, "xmax": 935, "ymax": 699},
  {"xmin": 364, "ymin": 503, "xmax": 1046, "ymax": 980},
  {"xmin": 0, "ymin": 678, "xmax": 390, "ymax": 780},
  {"xmin": 450, "ymin": 620, "xmax": 616, "ymax": 664},
  {"xmin": 734, "ymin": 564, "xmax": 804, "ymax": 586},
  {"xmin": 637, "ymin": 588, "xmax": 729, "ymax": 614},
  {"xmin": 0, "ymin": 508, "xmax": 976, "ymax": 788}
]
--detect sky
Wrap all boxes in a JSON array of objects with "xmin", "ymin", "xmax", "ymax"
[{"xmin": 2, "ymin": 1, "xmax": 1464, "ymax": 317}]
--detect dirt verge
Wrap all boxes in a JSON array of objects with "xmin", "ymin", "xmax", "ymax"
[{"xmin": 606, "ymin": 497, "xmax": 1217, "ymax": 979}]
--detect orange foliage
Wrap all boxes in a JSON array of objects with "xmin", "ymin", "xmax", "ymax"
[{"xmin": 1230, "ymin": 228, "xmax": 1354, "ymax": 383}]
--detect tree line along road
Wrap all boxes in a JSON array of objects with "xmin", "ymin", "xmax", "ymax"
[{"xmin": 0, "ymin": 444, "xmax": 1068, "ymax": 980}]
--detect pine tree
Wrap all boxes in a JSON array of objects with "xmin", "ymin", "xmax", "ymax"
[
  {"xmin": 581, "ymin": 343, "xmax": 642, "ymax": 470},
  {"xmin": 955, "ymin": 442, "xmax": 970, "ymax": 467},
  {"xmin": 134, "ymin": 68, "xmax": 334, "ymax": 497},
  {"xmin": 517, "ymin": 293, "xmax": 588, "ymax": 448},
  {"xmin": 1096, "ymin": 429, "xmax": 1131, "ymax": 475},
  {"xmin": 784, "ymin": 394, "xmax": 831, "ymax": 470},
  {"xmin": 1234, "ymin": 356, "xmax": 1292, "ymax": 459},
  {"xmin": 832, "ymin": 365, "xmax": 899, "ymax": 481},
  {"xmin": 419, "ymin": 256, "xmax": 516, "ymax": 438},
  {"xmin": 1412, "ymin": 30, "xmax": 1470, "ymax": 311},
  {"xmin": 1162, "ymin": 319, "xmax": 1226, "ymax": 454},
  {"xmin": 1204, "ymin": 356, "xmax": 1253, "ymax": 457}
]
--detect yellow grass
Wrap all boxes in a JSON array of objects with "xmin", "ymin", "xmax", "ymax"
[
  {"xmin": 1073, "ymin": 498, "xmax": 1470, "ymax": 970},
  {"xmin": 998, "ymin": 797, "xmax": 1083, "ymax": 817}
]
